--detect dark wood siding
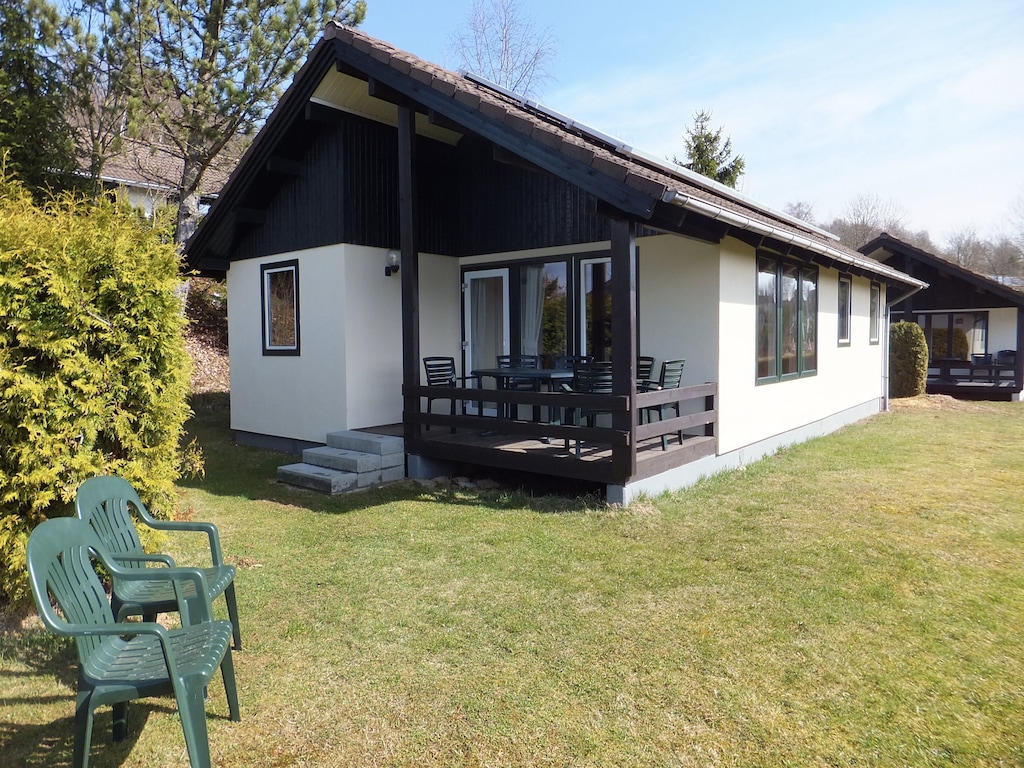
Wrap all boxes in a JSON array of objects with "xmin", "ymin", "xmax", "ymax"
[{"xmin": 233, "ymin": 111, "xmax": 613, "ymax": 262}]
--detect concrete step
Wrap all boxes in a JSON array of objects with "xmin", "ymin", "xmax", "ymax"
[
  {"xmin": 303, "ymin": 446, "xmax": 380, "ymax": 473},
  {"xmin": 326, "ymin": 430, "xmax": 404, "ymax": 459},
  {"xmin": 278, "ymin": 432, "xmax": 406, "ymax": 495},
  {"xmin": 277, "ymin": 463, "xmax": 359, "ymax": 495}
]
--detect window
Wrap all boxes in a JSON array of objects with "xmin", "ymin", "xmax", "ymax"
[
  {"xmin": 837, "ymin": 275, "xmax": 852, "ymax": 345},
  {"xmin": 757, "ymin": 255, "xmax": 817, "ymax": 383},
  {"xmin": 869, "ymin": 283, "xmax": 881, "ymax": 345},
  {"xmin": 580, "ymin": 257, "xmax": 612, "ymax": 361},
  {"xmin": 520, "ymin": 262, "xmax": 568, "ymax": 366},
  {"xmin": 261, "ymin": 260, "xmax": 300, "ymax": 355}
]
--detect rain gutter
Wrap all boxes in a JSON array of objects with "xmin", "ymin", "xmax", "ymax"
[{"xmin": 661, "ymin": 189, "xmax": 929, "ymax": 291}]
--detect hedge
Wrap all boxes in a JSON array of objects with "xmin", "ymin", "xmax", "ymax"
[{"xmin": 0, "ymin": 166, "xmax": 201, "ymax": 605}]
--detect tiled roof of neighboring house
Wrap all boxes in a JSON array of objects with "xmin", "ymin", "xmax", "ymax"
[
  {"xmin": 187, "ymin": 22, "xmax": 925, "ymax": 293},
  {"xmin": 94, "ymin": 135, "xmax": 237, "ymax": 202}
]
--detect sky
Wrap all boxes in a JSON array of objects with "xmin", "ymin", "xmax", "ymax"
[{"xmin": 359, "ymin": 0, "xmax": 1024, "ymax": 245}]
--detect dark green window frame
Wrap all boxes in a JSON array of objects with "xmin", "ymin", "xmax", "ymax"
[
  {"xmin": 838, "ymin": 275, "xmax": 852, "ymax": 346},
  {"xmin": 757, "ymin": 254, "xmax": 818, "ymax": 384},
  {"xmin": 869, "ymin": 282, "xmax": 881, "ymax": 344}
]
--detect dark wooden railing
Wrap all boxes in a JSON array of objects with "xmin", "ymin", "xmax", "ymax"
[{"xmin": 402, "ymin": 382, "xmax": 718, "ymax": 484}]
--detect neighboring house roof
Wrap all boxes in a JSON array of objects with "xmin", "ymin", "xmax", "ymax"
[
  {"xmin": 186, "ymin": 22, "xmax": 924, "ymax": 294},
  {"xmin": 90, "ymin": 135, "xmax": 238, "ymax": 203},
  {"xmin": 862, "ymin": 233, "xmax": 1024, "ymax": 310}
]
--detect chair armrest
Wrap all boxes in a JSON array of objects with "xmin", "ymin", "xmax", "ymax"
[
  {"xmin": 111, "ymin": 553, "xmax": 176, "ymax": 568},
  {"xmin": 136, "ymin": 513, "xmax": 225, "ymax": 567},
  {"xmin": 98, "ymin": 550, "xmax": 215, "ymax": 625},
  {"xmin": 637, "ymin": 379, "xmax": 662, "ymax": 392}
]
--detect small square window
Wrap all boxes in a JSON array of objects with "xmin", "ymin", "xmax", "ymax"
[
  {"xmin": 261, "ymin": 260, "xmax": 300, "ymax": 355},
  {"xmin": 838, "ymin": 275, "xmax": 852, "ymax": 346}
]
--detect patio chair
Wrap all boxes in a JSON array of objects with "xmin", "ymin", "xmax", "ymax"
[
  {"xmin": 639, "ymin": 359, "xmax": 686, "ymax": 450},
  {"xmin": 636, "ymin": 355, "xmax": 655, "ymax": 384},
  {"xmin": 26, "ymin": 517, "xmax": 240, "ymax": 768},
  {"xmin": 554, "ymin": 354, "xmax": 593, "ymax": 370},
  {"xmin": 75, "ymin": 475, "xmax": 241, "ymax": 651},
  {"xmin": 497, "ymin": 354, "xmax": 541, "ymax": 418},
  {"xmin": 560, "ymin": 360, "xmax": 614, "ymax": 455},
  {"xmin": 423, "ymin": 356, "xmax": 473, "ymax": 432},
  {"xmin": 997, "ymin": 349, "xmax": 1016, "ymax": 365}
]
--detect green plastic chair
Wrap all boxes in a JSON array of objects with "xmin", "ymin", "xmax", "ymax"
[
  {"xmin": 26, "ymin": 517, "xmax": 240, "ymax": 768},
  {"xmin": 75, "ymin": 475, "xmax": 241, "ymax": 650},
  {"xmin": 639, "ymin": 359, "xmax": 686, "ymax": 450}
]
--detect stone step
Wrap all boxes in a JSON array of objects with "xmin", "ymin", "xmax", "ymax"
[
  {"xmin": 303, "ymin": 446, "xmax": 380, "ymax": 473},
  {"xmin": 326, "ymin": 430, "xmax": 404, "ymax": 458},
  {"xmin": 277, "ymin": 463, "xmax": 359, "ymax": 495}
]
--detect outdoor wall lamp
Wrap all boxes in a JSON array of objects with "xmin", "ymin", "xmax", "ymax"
[{"xmin": 385, "ymin": 249, "xmax": 401, "ymax": 276}]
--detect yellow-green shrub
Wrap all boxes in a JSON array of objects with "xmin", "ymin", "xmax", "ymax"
[
  {"xmin": 890, "ymin": 321, "xmax": 929, "ymax": 398},
  {"xmin": 0, "ymin": 168, "xmax": 200, "ymax": 605}
]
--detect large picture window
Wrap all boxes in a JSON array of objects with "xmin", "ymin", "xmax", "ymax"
[
  {"xmin": 757, "ymin": 255, "xmax": 817, "ymax": 383},
  {"xmin": 261, "ymin": 260, "xmax": 300, "ymax": 355}
]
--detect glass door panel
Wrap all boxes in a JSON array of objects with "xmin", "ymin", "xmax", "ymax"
[{"xmin": 463, "ymin": 268, "xmax": 510, "ymax": 415}]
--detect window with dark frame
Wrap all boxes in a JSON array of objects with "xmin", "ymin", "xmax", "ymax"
[
  {"xmin": 838, "ymin": 275, "xmax": 852, "ymax": 346},
  {"xmin": 869, "ymin": 283, "xmax": 881, "ymax": 345},
  {"xmin": 757, "ymin": 254, "xmax": 818, "ymax": 383},
  {"xmin": 261, "ymin": 260, "xmax": 300, "ymax": 355}
]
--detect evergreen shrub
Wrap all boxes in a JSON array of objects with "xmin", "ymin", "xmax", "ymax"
[
  {"xmin": 0, "ymin": 167, "xmax": 201, "ymax": 605},
  {"xmin": 890, "ymin": 321, "xmax": 929, "ymax": 398}
]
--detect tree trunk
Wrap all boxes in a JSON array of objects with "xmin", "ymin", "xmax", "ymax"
[{"xmin": 175, "ymin": 150, "xmax": 204, "ymax": 246}]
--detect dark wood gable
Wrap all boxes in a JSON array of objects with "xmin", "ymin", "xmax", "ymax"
[{"xmin": 229, "ymin": 107, "xmax": 612, "ymax": 263}]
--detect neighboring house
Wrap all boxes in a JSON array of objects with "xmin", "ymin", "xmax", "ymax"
[
  {"xmin": 92, "ymin": 136, "xmax": 234, "ymax": 216},
  {"xmin": 185, "ymin": 23, "xmax": 925, "ymax": 504},
  {"xmin": 861, "ymin": 233, "xmax": 1024, "ymax": 401}
]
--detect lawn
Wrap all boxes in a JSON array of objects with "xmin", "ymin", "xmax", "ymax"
[{"xmin": 2, "ymin": 394, "xmax": 1023, "ymax": 767}]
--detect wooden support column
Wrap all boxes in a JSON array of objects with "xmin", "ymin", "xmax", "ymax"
[
  {"xmin": 1015, "ymin": 306, "xmax": 1024, "ymax": 395},
  {"xmin": 397, "ymin": 104, "xmax": 421, "ymax": 443},
  {"xmin": 609, "ymin": 218, "xmax": 638, "ymax": 482}
]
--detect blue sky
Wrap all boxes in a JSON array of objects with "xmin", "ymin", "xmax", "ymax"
[{"xmin": 360, "ymin": 0, "xmax": 1024, "ymax": 245}]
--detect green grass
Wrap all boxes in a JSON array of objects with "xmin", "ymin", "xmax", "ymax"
[{"xmin": 3, "ymin": 394, "xmax": 1024, "ymax": 767}]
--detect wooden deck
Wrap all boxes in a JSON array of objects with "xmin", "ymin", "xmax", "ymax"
[
  {"xmin": 927, "ymin": 359, "xmax": 1021, "ymax": 400},
  {"xmin": 402, "ymin": 382, "xmax": 719, "ymax": 485}
]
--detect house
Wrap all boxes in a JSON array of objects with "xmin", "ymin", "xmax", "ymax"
[
  {"xmin": 184, "ymin": 23, "xmax": 925, "ymax": 504},
  {"xmin": 861, "ymin": 233, "xmax": 1024, "ymax": 401}
]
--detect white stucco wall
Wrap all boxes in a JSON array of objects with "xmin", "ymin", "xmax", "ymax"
[
  {"xmin": 228, "ymin": 245, "xmax": 350, "ymax": 442},
  {"xmin": 716, "ymin": 238, "xmax": 884, "ymax": 455},
  {"xmin": 226, "ymin": 246, "xmax": 461, "ymax": 442},
  {"xmin": 637, "ymin": 234, "xmax": 719, "ymax": 388},
  {"xmin": 987, "ymin": 307, "xmax": 1019, "ymax": 354}
]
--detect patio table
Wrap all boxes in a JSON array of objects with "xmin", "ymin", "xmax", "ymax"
[{"xmin": 471, "ymin": 367, "xmax": 574, "ymax": 424}]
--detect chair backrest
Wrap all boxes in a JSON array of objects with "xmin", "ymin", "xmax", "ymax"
[
  {"xmin": 497, "ymin": 354, "xmax": 539, "ymax": 370},
  {"xmin": 658, "ymin": 359, "xmax": 686, "ymax": 389},
  {"xmin": 636, "ymin": 356, "xmax": 655, "ymax": 382},
  {"xmin": 554, "ymin": 354, "xmax": 592, "ymax": 370},
  {"xmin": 997, "ymin": 349, "xmax": 1016, "ymax": 365},
  {"xmin": 423, "ymin": 356, "xmax": 457, "ymax": 386},
  {"xmin": 572, "ymin": 361, "xmax": 614, "ymax": 394},
  {"xmin": 27, "ymin": 517, "xmax": 116, "ymax": 664},
  {"xmin": 75, "ymin": 475, "xmax": 150, "ymax": 570}
]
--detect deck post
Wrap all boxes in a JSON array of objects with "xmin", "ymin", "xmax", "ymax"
[
  {"xmin": 1016, "ymin": 307, "xmax": 1024, "ymax": 396},
  {"xmin": 397, "ymin": 103, "xmax": 422, "ymax": 444},
  {"xmin": 609, "ymin": 217, "xmax": 637, "ymax": 483}
]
